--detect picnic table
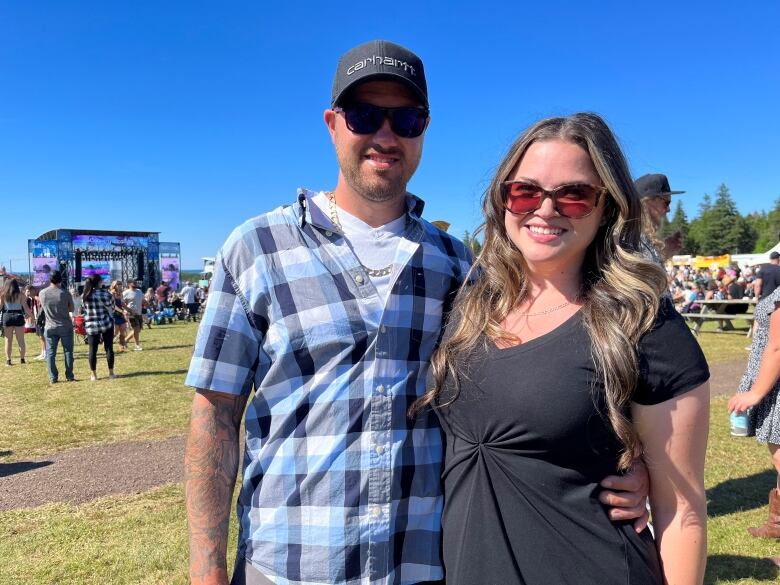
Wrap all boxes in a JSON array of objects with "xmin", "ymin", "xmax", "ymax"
[{"xmin": 681, "ymin": 298, "xmax": 757, "ymax": 337}]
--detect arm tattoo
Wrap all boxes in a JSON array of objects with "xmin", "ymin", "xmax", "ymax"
[{"xmin": 185, "ymin": 389, "xmax": 248, "ymax": 585}]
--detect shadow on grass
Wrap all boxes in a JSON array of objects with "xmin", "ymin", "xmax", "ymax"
[
  {"xmin": 0, "ymin": 450, "xmax": 12, "ymax": 458},
  {"xmin": 0, "ymin": 460, "xmax": 53, "ymax": 478},
  {"xmin": 706, "ymin": 554, "xmax": 779, "ymax": 583},
  {"xmin": 66, "ymin": 346, "xmax": 193, "ymax": 362},
  {"xmin": 707, "ymin": 470, "xmax": 777, "ymax": 516},
  {"xmin": 153, "ymin": 344, "xmax": 196, "ymax": 351},
  {"xmin": 115, "ymin": 369, "xmax": 189, "ymax": 379}
]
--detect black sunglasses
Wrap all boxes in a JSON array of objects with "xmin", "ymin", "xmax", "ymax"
[
  {"xmin": 334, "ymin": 102, "xmax": 429, "ymax": 138},
  {"xmin": 502, "ymin": 181, "xmax": 606, "ymax": 219}
]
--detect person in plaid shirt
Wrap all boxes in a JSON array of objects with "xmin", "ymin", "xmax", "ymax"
[
  {"xmin": 184, "ymin": 41, "xmax": 650, "ymax": 585},
  {"xmin": 81, "ymin": 274, "xmax": 116, "ymax": 381}
]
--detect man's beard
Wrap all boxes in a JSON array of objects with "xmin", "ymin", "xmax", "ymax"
[{"xmin": 336, "ymin": 143, "xmax": 421, "ymax": 203}]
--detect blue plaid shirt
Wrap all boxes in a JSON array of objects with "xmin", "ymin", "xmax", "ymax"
[
  {"xmin": 186, "ymin": 189, "xmax": 472, "ymax": 585},
  {"xmin": 81, "ymin": 288, "xmax": 115, "ymax": 335}
]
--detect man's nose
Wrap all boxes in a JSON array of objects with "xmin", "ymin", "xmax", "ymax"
[{"xmin": 372, "ymin": 116, "xmax": 399, "ymax": 145}]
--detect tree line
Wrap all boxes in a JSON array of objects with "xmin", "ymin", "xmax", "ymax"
[{"xmin": 658, "ymin": 184, "xmax": 779, "ymax": 256}]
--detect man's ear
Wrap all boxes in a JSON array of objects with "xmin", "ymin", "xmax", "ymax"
[{"xmin": 324, "ymin": 109, "xmax": 337, "ymax": 144}]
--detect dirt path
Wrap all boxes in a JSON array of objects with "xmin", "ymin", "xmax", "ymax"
[
  {"xmin": 0, "ymin": 436, "xmax": 186, "ymax": 511},
  {"xmin": 0, "ymin": 356, "xmax": 748, "ymax": 512},
  {"xmin": 708, "ymin": 357, "xmax": 748, "ymax": 397}
]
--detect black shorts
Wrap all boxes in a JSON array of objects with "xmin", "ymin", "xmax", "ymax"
[
  {"xmin": 2, "ymin": 311, "xmax": 25, "ymax": 328},
  {"xmin": 186, "ymin": 303, "xmax": 199, "ymax": 315},
  {"xmin": 129, "ymin": 315, "xmax": 144, "ymax": 329}
]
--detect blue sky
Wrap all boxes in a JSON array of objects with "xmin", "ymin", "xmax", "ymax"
[{"xmin": 1, "ymin": 1, "xmax": 778, "ymax": 270}]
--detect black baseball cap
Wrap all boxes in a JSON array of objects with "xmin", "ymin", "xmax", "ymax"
[
  {"xmin": 770, "ymin": 251, "xmax": 780, "ymax": 260},
  {"xmin": 331, "ymin": 40, "xmax": 428, "ymax": 108},
  {"xmin": 635, "ymin": 173, "xmax": 685, "ymax": 199}
]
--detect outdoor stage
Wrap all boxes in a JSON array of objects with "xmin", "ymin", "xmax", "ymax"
[{"xmin": 28, "ymin": 229, "xmax": 181, "ymax": 290}]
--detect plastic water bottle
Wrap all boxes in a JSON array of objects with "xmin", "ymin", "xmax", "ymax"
[{"xmin": 730, "ymin": 409, "xmax": 751, "ymax": 437}]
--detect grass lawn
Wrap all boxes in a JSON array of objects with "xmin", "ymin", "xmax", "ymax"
[
  {"xmin": 0, "ymin": 321, "xmax": 197, "ymax": 460},
  {"xmin": 688, "ymin": 318, "xmax": 755, "ymax": 364},
  {"xmin": 1, "ymin": 320, "xmax": 778, "ymax": 584}
]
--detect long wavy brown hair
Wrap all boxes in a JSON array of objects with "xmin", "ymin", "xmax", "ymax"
[
  {"xmin": 413, "ymin": 113, "xmax": 668, "ymax": 469},
  {"xmin": 0, "ymin": 278, "xmax": 23, "ymax": 304},
  {"xmin": 640, "ymin": 200, "xmax": 666, "ymax": 255},
  {"xmin": 82, "ymin": 274, "xmax": 103, "ymax": 303}
]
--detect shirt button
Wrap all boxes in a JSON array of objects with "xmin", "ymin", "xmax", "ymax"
[
  {"xmin": 371, "ymin": 505, "xmax": 382, "ymax": 518},
  {"xmin": 326, "ymin": 230, "xmax": 333, "ymax": 237},
  {"xmin": 376, "ymin": 385, "xmax": 384, "ymax": 394},
  {"xmin": 380, "ymin": 325, "xmax": 387, "ymax": 333},
  {"xmin": 375, "ymin": 445, "xmax": 385, "ymax": 455},
  {"xmin": 355, "ymin": 274, "xmax": 365, "ymax": 285}
]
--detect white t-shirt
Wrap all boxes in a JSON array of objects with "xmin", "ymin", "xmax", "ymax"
[
  {"xmin": 122, "ymin": 288, "xmax": 145, "ymax": 315},
  {"xmin": 70, "ymin": 293, "xmax": 83, "ymax": 317},
  {"xmin": 181, "ymin": 285, "xmax": 196, "ymax": 304},
  {"xmin": 313, "ymin": 192, "xmax": 406, "ymax": 305}
]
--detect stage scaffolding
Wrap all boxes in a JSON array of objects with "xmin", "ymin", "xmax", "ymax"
[{"xmin": 28, "ymin": 229, "xmax": 179, "ymax": 290}]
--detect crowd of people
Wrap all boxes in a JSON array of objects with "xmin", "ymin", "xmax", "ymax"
[
  {"xmin": 0, "ymin": 275, "xmax": 207, "ymax": 383},
  {"xmin": 3, "ymin": 38, "xmax": 780, "ymax": 585},
  {"xmin": 660, "ymin": 253, "xmax": 780, "ymax": 340},
  {"xmin": 667, "ymin": 264, "xmax": 755, "ymax": 316}
]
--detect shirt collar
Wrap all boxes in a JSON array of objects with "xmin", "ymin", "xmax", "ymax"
[{"xmin": 295, "ymin": 188, "xmax": 426, "ymax": 230}]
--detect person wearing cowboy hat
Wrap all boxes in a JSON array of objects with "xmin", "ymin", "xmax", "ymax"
[{"xmin": 635, "ymin": 173, "xmax": 686, "ymax": 263}]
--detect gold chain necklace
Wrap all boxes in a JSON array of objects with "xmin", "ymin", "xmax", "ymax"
[
  {"xmin": 326, "ymin": 192, "xmax": 395, "ymax": 278},
  {"xmin": 515, "ymin": 301, "xmax": 571, "ymax": 317}
]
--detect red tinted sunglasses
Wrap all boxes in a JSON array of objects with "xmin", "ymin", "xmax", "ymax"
[{"xmin": 502, "ymin": 181, "xmax": 606, "ymax": 219}]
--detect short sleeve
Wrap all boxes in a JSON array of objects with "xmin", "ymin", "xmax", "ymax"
[
  {"xmin": 633, "ymin": 298, "xmax": 710, "ymax": 405},
  {"xmin": 185, "ymin": 247, "xmax": 263, "ymax": 396}
]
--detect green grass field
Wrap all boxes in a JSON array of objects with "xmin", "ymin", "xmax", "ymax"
[
  {"xmin": 1, "ymin": 323, "xmax": 196, "ymax": 460},
  {"xmin": 1, "ymin": 319, "xmax": 777, "ymax": 584}
]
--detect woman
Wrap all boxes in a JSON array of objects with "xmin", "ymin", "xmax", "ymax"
[
  {"xmin": 1, "ymin": 278, "xmax": 34, "ymax": 365},
  {"xmin": 728, "ymin": 285, "xmax": 780, "ymax": 537},
  {"xmin": 416, "ymin": 114, "xmax": 710, "ymax": 584},
  {"xmin": 24, "ymin": 285, "xmax": 47, "ymax": 360},
  {"xmin": 82, "ymin": 274, "xmax": 116, "ymax": 381},
  {"xmin": 110, "ymin": 280, "xmax": 129, "ymax": 352}
]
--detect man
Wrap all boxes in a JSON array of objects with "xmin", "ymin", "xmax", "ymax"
[
  {"xmin": 180, "ymin": 281, "xmax": 199, "ymax": 322},
  {"xmin": 718, "ymin": 274, "xmax": 748, "ymax": 331},
  {"xmin": 122, "ymin": 280, "xmax": 144, "ymax": 351},
  {"xmin": 38, "ymin": 271, "xmax": 75, "ymax": 383},
  {"xmin": 755, "ymin": 250, "xmax": 780, "ymax": 301},
  {"xmin": 635, "ymin": 173, "xmax": 685, "ymax": 264},
  {"xmin": 185, "ymin": 40, "xmax": 648, "ymax": 585}
]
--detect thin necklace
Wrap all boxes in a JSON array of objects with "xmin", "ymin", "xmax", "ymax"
[
  {"xmin": 514, "ymin": 300, "xmax": 572, "ymax": 317},
  {"xmin": 326, "ymin": 192, "xmax": 395, "ymax": 278}
]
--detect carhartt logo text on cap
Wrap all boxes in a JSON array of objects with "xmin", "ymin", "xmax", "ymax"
[{"xmin": 346, "ymin": 55, "xmax": 416, "ymax": 77}]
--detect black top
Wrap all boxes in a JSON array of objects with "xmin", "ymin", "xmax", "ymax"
[
  {"xmin": 758, "ymin": 263, "xmax": 780, "ymax": 299},
  {"xmin": 725, "ymin": 282, "xmax": 748, "ymax": 314},
  {"xmin": 432, "ymin": 300, "xmax": 709, "ymax": 585}
]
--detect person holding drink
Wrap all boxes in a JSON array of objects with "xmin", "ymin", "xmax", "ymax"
[{"xmin": 729, "ymin": 286, "xmax": 780, "ymax": 537}]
